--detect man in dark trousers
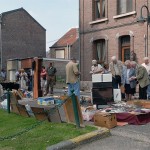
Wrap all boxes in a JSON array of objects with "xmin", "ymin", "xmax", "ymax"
[{"xmin": 45, "ymin": 62, "xmax": 57, "ymax": 95}]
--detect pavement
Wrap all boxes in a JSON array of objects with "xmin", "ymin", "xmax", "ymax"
[
  {"xmin": 73, "ymin": 123, "xmax": 150, "ymax": 150},
  {"xmin": 46, "ymin": 127, "xmax": 110, "ymax": 150},
  {"xmin": 53, "ymin": 88, "xmax": 91, "ymax": 97}
]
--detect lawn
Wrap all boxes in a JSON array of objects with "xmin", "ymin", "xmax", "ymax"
[{"xmin": 0, "ymin": 109, "xmax": 96, "ymax": 150}]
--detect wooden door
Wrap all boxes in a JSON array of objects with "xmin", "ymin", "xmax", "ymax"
[{"xmin": 122, "ymin": 46, "xmax": 130, "ymax": 62}]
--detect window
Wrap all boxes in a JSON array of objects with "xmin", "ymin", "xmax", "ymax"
[
  {"xmin": 117, "ymin": 0, "xmax": 133, "ymax": 15},
  {"xmin": 95, "ymin": 39, "xmax": 106, "ymax": 62},
  {"xmin": 94, "ymin": 0, "xmax": 105, "ymax": 20},
  {"xmin": 56, "ymin": 49, "xmax": 65, "ymax": 59}
]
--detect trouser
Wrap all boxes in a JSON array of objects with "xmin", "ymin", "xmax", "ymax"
[
  {"xmin": 46, "ymin": 76, "xmax": 55, "ymax": 94},
  {"xmin": 139, "ymin": 85, "xmax": 147, "ymax": 100},
  {"xmin": 41, "ymin": 78, "xmax": 46, "ymax": 94},
  {"xmin": 146, "ymin": 84, "xmax": 150, "ymax": 98},
  {"xmin": 112, "ymin": 75, "xmax": 121, "ymax": 89},
  {"xmin": 67, "ymin": 82, "xmax": 80, "ymax": 101}
]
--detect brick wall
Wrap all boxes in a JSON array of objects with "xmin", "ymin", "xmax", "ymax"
[
  {"xmin": 80, "ymin": 0, "xmax": 150, "ymax": 84},
  {"xmin": 1, "ymin": 8, "xmax": 46, "ymax": 69},
  {"xmin": 50, "ymin": 39, "xmax": 79, "ymax": 60}
]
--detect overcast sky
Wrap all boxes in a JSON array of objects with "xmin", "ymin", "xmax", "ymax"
[{"xmin": 0, "ymin": 0, "xmax": 79, "ymax": 51}]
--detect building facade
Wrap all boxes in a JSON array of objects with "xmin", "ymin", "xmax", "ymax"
[
  {"xmin": 49, "ymin": 28, "xmax": 79, "ymax": 84},
  {"xmin": 50, "ymin": 28, "xmax": 79, "ymax": 60},
  {"xmin": 0, "ymin": 8, "xmax": 46, "ymax": 69},
  {"xmin": 79, "ymin": 0, "xmax": 150, "ymax": 88}
]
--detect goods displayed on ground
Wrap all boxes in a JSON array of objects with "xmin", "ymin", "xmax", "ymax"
[
  {"xmin": 0, "ymin": 89, "xmax": 83, "ymax": 126},
  {"xmin": 80, "ymin": 98, "xmax": 150, "ymax": 128},
  {"xmin": 0, "ymin": 80, "xmax": 150, "ymax": 129}
]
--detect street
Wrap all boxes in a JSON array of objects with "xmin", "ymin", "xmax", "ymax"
[{"xmin": 73, "ymin": 123, "xmax": 150, "ymax": 150}]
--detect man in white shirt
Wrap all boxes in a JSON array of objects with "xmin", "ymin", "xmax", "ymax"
[{"xmin": 141, "ymin": 57, "xmax": 150, "ymax": 99}]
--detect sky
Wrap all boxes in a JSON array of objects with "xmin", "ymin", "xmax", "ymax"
[{"xmin": 0, "ymin": 0, "xmax": 79, "ymax": 51}]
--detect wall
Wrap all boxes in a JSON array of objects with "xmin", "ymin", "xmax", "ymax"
[
  {"xmin": 1, "ymin": 9, "xmax": 46, "ymax": 69},
  {"xmin": 42, "ymin": 59, "xmax": 70, "ymax": 80},
  {"xmin": 79, "ymin": 0, "xmax": 150, "ymax": 86}
]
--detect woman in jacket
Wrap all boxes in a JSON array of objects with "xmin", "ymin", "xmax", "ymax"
[{"xmin": 122, "ymin": 60, "xmax": 136, "ymax": 101}]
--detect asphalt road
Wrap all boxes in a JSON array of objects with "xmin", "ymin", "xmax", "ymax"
[{"xmin": 73, "ymin": 123, "xmax": 150, "ymax": 150}]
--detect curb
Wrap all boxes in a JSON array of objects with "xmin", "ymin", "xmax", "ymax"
[{"xmin": 46, "ymin": 127, "xmax": 110, "ymax": 150}]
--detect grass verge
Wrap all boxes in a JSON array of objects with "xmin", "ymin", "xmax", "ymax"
[{"xmin": 0, "ymin": 109, "xmax": 96, "ymax": 150}]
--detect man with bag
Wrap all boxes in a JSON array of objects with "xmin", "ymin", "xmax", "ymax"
[{"xmin": 45, "ymin": 62, "xmax": 57, "ymax": 95}]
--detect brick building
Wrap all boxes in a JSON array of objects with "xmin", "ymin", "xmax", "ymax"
[
  {"xmin": 50, "ymin": 28, "xmax": 79, "ymax": 60},
  {"xmin": 48, "ymin": 28, "xmax": 79, "ymax": 83},
  {"xmin": 0, "ymin": 8, "xmax": 46, "ymax": 69},
  {"xmin": 79, "ymin": 0, "xmax": 150, "ymax": 88}
]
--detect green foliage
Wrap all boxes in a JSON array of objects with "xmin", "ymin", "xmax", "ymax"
[{"xmin": 0, "ymin": 109, "xmax": 96, "ymax": 150}]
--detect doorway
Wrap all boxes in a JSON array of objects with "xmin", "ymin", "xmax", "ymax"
[
  {"xmin": 122, "ymin": 46, "xmax": 130, "ymax": 62},
  {"xmin": 120, "ymin": 36, "xmax": 130, "ymax": 62}
]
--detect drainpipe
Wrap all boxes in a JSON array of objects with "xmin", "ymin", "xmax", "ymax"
[
  {"xmin": 67, "ymin": 43, "xmax": 70, "ymax": 59},
  {"xmin": 0, "ymin": 14, "xmax": 2, "ymax": 70},
  {"xmin": 67, "ymin": 43, "xmax": 69, "ymax": 59},
  {"xmin": 144, "ymin": 34, "xmax": 147, "ymax": 57}
]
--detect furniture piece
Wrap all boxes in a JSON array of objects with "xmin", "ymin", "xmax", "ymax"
[
  {"xmin": 0, "ymin": 82, "xmax": 19, "ymax": 90},
  {"xmin": 18, "ymin": 99, "xmax": 61, "ymax": 123},
  {"xmin": 92, "ymin": 74, "xmax": 113, "ymax": 109}
]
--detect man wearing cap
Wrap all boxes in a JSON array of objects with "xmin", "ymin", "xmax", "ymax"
[
  {"xmin": 45, "ymin": 62, "xmax": 57, "ymax": 95},
  {"xmin": 66, "ymin": 57, "xmax": 80, "ymax": 101}
]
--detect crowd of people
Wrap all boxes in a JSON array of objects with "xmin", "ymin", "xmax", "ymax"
[
  {"xmin": 90, "ymin": 56, "xmax": 150, "ymax": 101},
  {"xmin": 15, "ymin": 62, "xmax": 57, "ymax": 96},
  {"xmin": 15, "ymin": 69, "xmax": 32, "ymax": 91},
  {"xmin": 11, "ymin": 55, "xmax": 150, "ymax": 101}
]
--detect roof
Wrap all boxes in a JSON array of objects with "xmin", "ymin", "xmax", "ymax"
[
  {"xmin": 1, "ymin": 8, "xmax": 46, "ymax": 31},
  {"xmin": 50, "ymin": 28, "xmax": 79, "ymax": 48}
]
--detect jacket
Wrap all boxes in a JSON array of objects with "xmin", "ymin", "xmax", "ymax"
[
  {"xmin": 122, "ymin": 66, "xmax": 136, "ymax": 88},
  {"xmin": 136, "ymin": 65, "xmax": 150, "ymax": 88}
]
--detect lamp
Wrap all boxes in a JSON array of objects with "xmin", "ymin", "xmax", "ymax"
[{"xmin": 137, "ymin": 5, "xmax": 150, "ymax": 57}]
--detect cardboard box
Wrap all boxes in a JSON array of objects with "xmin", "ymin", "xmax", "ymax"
[
  {"xmin": 37, "ymin": 97, "xmax": 54, "ymax": 105},
  {"xmin": 92, "ymin": 74, "xmax": 112, "ymax": 83},
  {"xmin": 103, "ymin": 74, "xmax": 112, "ymax": 82},
  {"xmin": 94, "ymin": 112, "xmax": 117, "ymax": 129},
  {"xmin": 113, "ymin": 89, "xmax": 121, "ymax": 102},
  {"xmin": 92, "ymin": 74, "xmax": 103, "ymax": 83},
  {"xmin": 127, "ymin": 100, "xmax": 150, "ymax": 108}
]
